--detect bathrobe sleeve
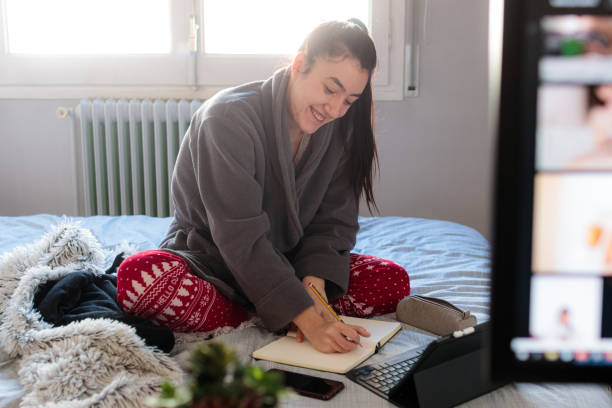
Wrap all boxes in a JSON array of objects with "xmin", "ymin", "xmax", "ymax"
[
  {"xmin": 188, "ymin": 114, "xmax": 313, "ymax": 331},
  {"xmin": 291, "ymin": 153, "xmax": 360, "ymax": 301}
]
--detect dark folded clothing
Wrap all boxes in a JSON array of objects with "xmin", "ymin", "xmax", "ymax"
[{"xmin": 33, "ymin": 270, "xmax": 175, "ymax": 353}]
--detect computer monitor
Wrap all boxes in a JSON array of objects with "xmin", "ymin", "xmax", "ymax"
[{"xmin": 491, "ymin": 1, "xmax": 612, "ymax": 381}]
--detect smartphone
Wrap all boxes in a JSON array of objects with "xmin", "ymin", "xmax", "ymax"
[{"xmin": 268, "ymin": 368, "xmax": 344, "ymax": 400}]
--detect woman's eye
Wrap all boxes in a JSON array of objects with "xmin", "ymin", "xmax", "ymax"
[
  {"xmin": 324, "ymin": 86, "xmax": 335, "ymax": 95},
  {"xmin": 344, "ymin": 100, "xmax": 353, "ymax": 106}
]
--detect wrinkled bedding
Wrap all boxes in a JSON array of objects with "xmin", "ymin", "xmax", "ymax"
[{"xmin": 0, "ymin": 214, "xmax": 609, "ymax": 408}]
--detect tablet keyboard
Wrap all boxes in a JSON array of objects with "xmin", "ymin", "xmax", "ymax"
[{"xmin": 348, "ymin": 349, "xmax": 424, "ymax": 397}]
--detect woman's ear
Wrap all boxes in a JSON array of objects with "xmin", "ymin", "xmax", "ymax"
[{"xmin": 291, "ymin": 52, "xmax": 306, "ymax": 74}]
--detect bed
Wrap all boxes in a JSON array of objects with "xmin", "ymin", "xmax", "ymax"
[{"xmin": 0, "ymin": 214, "xmax": 609, "ymax": 408}]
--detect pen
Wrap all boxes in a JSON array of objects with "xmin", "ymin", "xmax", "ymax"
[
  {"xmin": 308, "ymin": 282, "xmax": 343, "ymax": 322},
  {"xmin": 307, "ymin": 282, "xmax": 362, "ymax": 347}
]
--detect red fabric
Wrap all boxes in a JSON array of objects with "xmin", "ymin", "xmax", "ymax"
[
  {"xmin": 117, "ymin": 250, "xmax": 410, "ymax": 332},
  {"xmin": 331, "ymin": 253, "xmax": 411, "ymax": 317},
  {"xmin": 116, "ymin": 250, "xmax": 248, "ymax": 332}
]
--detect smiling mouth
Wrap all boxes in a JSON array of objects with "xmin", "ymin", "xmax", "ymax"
[{"xmin": 310, "ymin": 106, "xmax": 325, "ymax": 123}]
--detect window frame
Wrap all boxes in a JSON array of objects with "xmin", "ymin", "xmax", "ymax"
[{"xmin": 0, "ymin": 0, "xmax": 405, "ymax": 100}]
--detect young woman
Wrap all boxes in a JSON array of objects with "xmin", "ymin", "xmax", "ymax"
[{"xmin": 116, "ymin": 19, "xmax": 410, "ymax": 354}]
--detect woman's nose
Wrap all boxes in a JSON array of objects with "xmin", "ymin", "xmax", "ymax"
[{"xmin": 325, "ymin": 98, "xmax": 343, "ymax": 118}]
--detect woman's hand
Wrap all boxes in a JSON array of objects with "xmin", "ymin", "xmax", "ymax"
[
  {"xmin": 294, "ymin": 275, "xmax": 370, "ymax": 353},
  {"xmin": 301, "ymin": 275, "xmax": 335, "ymax": 320},
  {"xmin": 293, "ymin": 306, "xmax": 370, "ymax": 353},
  {"xmin": 296, "ymin": 276, "xmax": 335, "ymax": 344}
]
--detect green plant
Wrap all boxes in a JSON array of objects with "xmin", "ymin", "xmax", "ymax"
[{"xmin": 148, "ymin": 342, "xmax": 287, "ymax": 408}]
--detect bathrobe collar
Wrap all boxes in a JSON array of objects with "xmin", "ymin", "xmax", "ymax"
[{"xmin": 265, "ymin": 68, "xmax": 336, "ymax": 244}]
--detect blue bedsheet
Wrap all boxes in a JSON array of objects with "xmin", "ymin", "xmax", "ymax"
[
  {"xmin": 0, "ymin": 214, "xmax": 491, "ymax": 321},
  {"xmin": 5, "ymin": 217, "xmax": 612, "ymax": 408}
]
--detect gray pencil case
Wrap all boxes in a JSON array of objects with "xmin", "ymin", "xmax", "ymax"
[{"xmin": 396, "ymin": 295, "xmax": 477, "ymax": 336}]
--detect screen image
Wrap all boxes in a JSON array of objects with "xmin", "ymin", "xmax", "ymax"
[
  {"xmin": 532, "ymin": 173, "xmax": 612, "ymax": 274},
  {"xmin": 511, "ymin": 12, "xmax": 612, "ymax": 366},
  {"xmin": 529, "ymin": 275, "xmax": 602, "ymax": 343},
  {"xmin": 536, "ymin": 84, "xmax": 612, "ymax": 170}
]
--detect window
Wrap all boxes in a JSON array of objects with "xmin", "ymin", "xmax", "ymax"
[
  {"xmin": 5, "ymin": 0, "xmax": 171, "ymax": 54},
  {"xmin": 203, "ymin": 0, "xmax": 369, "ymax": 55},
  {"xmin": 0, "ymin": 0, "xmax": 405, "ymax": 100}
]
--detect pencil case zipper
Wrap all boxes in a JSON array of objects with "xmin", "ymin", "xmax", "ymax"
[{"xmin": 412, "ymin": 295, "xmax": 470, "ymax": 319}]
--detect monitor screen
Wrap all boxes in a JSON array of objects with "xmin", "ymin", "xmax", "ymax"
[{"xmin": 491, "ymin": 1, "xmax": 612, "ymax": 381}]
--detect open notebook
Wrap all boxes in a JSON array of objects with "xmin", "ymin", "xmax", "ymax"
[{"xmin": 252, "ymin": 316, "xmax": 401, "ymax": 374}]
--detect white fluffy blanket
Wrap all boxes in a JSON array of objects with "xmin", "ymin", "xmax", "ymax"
[{"xmin": 0, "ymin": 221, "xmax": 185, "ymax": 408}]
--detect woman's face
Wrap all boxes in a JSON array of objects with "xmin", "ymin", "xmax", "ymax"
[{"xmin": 288, "ymin": 53, "xmax": 369, "ymax": 135}]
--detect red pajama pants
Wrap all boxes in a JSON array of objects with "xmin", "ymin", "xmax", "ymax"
[{"xmin": 116, "ymin": 250, "xmax": 410, "ymax": 332}]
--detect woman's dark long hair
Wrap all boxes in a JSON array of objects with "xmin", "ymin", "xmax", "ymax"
[{"xmin": 298, "ymin": 19, "xmax": 379, "ymax": 213}]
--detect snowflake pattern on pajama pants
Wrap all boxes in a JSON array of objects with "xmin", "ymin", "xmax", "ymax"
[{"xmin": 117, "ymin": 250, "xmax": 410, "ymax": 332}]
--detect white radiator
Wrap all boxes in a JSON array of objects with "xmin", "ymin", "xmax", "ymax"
[{"xmin": 75, "ymin": 99, "xmax": 202, "ymax": 217}]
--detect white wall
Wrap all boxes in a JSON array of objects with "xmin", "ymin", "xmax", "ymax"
[
  {"xmin": 0, "ymin": 98, "xmax": 77, "ymax": 216},
  {"xmin": 0, "ymin": 0, "xmax": 492, "ymax": 238},
  {"xmin": 369, "ymin": 0, "xmax": 492, "ymax": 237}
]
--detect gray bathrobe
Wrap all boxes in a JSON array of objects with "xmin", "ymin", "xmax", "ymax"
[{"xmin": 160, "ymin": 67, "xmax": 359, "ymax": 331}]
